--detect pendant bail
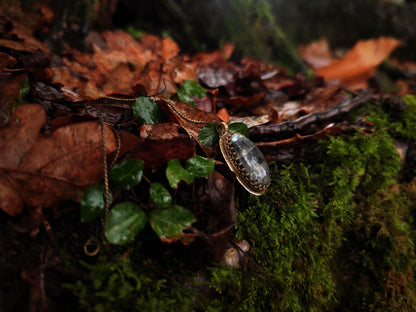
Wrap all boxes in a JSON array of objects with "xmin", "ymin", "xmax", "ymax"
[{"xmin": 216, "ymin": 122, "xmax": 228, "ymax": 136}]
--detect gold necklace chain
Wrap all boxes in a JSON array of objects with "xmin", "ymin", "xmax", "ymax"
[
  {"xmin": 149, "ymin": 96, "xmax": 210, "ymax": 124},
  {"xmin": 99, "ymin": 95, "xmax": 211, "ymax": 125}
]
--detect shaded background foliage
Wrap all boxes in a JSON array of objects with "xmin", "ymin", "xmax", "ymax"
[
  {"xmin": 110, "ymin": 0, "xmax": 416, "ymax": 68},
  {"xmin": 18, "ymin": 0, "xmax": 416, "ymax": 69}
]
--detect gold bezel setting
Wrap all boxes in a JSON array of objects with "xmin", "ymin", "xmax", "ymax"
[{"xmin": 217, "ymin": 122, "xmax": 270, "ymax": 195}]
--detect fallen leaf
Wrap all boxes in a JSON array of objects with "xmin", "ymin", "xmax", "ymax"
[
  {"xmin": 217, "ymin": 108, "xmax": 229, "ymax": 122},
  {"xmin": 103, "ymin": 30, "xmax": 151, "ymax": 67},
  {"xmin": 128, "ymin": 123, "xmax": 195, "ymax": 171},
  {"xmin": 0, "ymin": 104, "xmax": 117, "ymax": 216},
  {"xmin": 0, "ymin": 52, "xmax": 18, "ymax": 71},
  {"xmin": 193, "ymin": 43, "xmax": 234, "ymax": 65},
  {"xmin": 0, "ymin": 15, "xmax": 48, "ymax": 53},
  {"xmin": 315, "ymin": 37, "xmax": 401, "ymax": 89},
  {"xmin": 298, "ymin": 38, "xmax": 332, "ymax": 68},
  {"xmin": 162, "ymin": 37, "xmax": 180, "ymax": 61}
]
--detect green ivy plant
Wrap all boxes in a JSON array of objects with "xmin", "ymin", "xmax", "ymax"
[
  {"xmin": 176, "ymin": 80, "xmax": 207, "ymax": 106},
  {"xmin": 198, "ymin": 122, "xmax": 249, "ymax": 146},
  {"xmin": 80, "ymin": 155, "xmax": 214, "ymax": 245}
]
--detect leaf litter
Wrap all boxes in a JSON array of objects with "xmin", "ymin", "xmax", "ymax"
[{"xmin": 0, "ymin": 2, "xmax": 410, "ymax": 230}]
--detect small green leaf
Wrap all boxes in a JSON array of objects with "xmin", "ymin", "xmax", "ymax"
[
  {"xmin": 109, "ymin": 159, "xmax": 144, "ymax": 190},
  {"xmin": 19, "ymin": 77, "xmax": 30, "ymax": 99},
  {"xmin": 166, "ymin": 156, "xmax": 214, "ymax": 188},
  {"xmin": 198, "ymin": 123, "xmax": 219, "ymax": 146},
  {"xmin": 14, "ymin": 77, "xmax": 30, "ymax": 109},
  {"xmin": 229, "ymin": 122, "xmax": 249, "ymax": 138},
  {"xmin": 150, "ymin": 183, "xmax": 172, "ymax": 208},
  {"xmin": 132, "ymin": 96, "xmax": 167, "ymax": 124},
  {"xmin": 185, "ymin": 155, "xmax": 215, "ymax": 178},
  {"xmin": 149, "ymin": 205, "xmax": 195, "ymax": 240},
  {"xmin": 177, "ymin": 80, "xmax": 207, "ymax": 107},
  {"xmin": 166, "ymin": 159, "xmax": 194, "ymax": 189},
  {"xmin": 126, "ymin": 25, "xmax": 145, "ymax": 40},
  {"xmin": 105, "ymin": 202, "xmax": 147, "ymax": 245},
  {"xmin": 80, "ymin": 184, "xmax": 112, "ymax": 222}
]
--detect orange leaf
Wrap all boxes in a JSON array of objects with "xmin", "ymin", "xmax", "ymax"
[
  {"xmin": 217, "ymin": 108, "xmax": 229, "ymax": 122},
  {"xmin": 162, "ymin": 37, "xmax": 180, "ymax": 61},
  {"xmin": 315, "ymin": 37, "xmax": 401, "ymax": 89}
]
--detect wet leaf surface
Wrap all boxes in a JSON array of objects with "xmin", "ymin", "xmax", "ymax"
[
  {"xmin": 166, "ymin": 156, "xmax": 215, "ymax": 189},
  {"xmin": 166, "ymin": 159, "xmax": 194, "ymax": 189},
  {"xmin": 109, "ymin": 159, "xmax": 144, "ymax": 190},
  {"xmin": 228, "ymin": 122, "xmax": 249, "ymax": 137},
  {"xmin": 177, "ymin": 80, "xmax": 207, "ymax": 106},
  {"xmin": 149, "ymin": 205, "xmax": 196, "ymax": 243},
  {"xmin": 80, "ymin": 183, "xmax": 112, "ymax": 222},
  {"xmin": 105, "ymin": 202, "xmax": 147, "ymax": 245},
  {"xmin": 198, "ymin": 123, "xmax": 219, "ymax": 146},
  {"xmin": 150, "ymin": 182, "xmax": 172, "ymax": 208},
  {"xmin": 132, "ymin": 96, "xmax": 168, "ymax": 125},
  {"xmin": 185, "ymin": 155, "xmax": 215, "ymax": 178}
]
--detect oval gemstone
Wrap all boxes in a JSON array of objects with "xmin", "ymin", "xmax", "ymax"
[{"xmin": 219, "ymin": 132, "xmax": 270, "ymax": 195}]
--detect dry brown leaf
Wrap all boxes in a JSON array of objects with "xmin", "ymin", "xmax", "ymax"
[
  {"xmin": 0, "ymin": 16, "xmax": 48, "ymax": 53},
  {"xmin": 0, "ymin": 104, "xmax": 117, "ymax": 216},
  {"xmin": 315, "ymin": 37, "xmax": 401, "ymax": 89}
]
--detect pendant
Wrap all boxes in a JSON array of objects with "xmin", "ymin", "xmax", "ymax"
[{"xmin": 217, "ymin": 122, "xmax": 270, "ymax": 195}]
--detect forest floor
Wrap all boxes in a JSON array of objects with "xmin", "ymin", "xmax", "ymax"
[{"xmin": 1, "ymin": 3, "xmax": 416, "ymax": 312}]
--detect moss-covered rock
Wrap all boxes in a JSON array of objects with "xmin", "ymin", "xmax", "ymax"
[{"xmin": 66, "ymin": 96, "xmax": 416, "ymax": 311}]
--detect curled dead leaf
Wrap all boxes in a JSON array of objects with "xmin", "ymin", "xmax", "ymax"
[{"xmin": 315, "ymin": 37, "xmax": 401, "ymax": 89}]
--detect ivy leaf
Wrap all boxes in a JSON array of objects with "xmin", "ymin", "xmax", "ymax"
[
  {"xmin": 109, "ymin": 159, "xmax": 144, "ymax": 191},
  {"xmin": 198, "ymin": 123, "xmax": 219, "ymax": 146},
  {"xmin": 150, "ymin": 182, "xmax": 172, "ymax": 208},
  {"xmin": 105, "ymin": 202, "xmax": 147, "ymax": 245},
  {"xmin": 166, "ymin": 156, "xmax": 214, "ymax": 188},
  {"xmin": 166, "ymin": 159, "xmax": 194, "ymax": 189},
  {"xmin": 80, "ymin": 184, "xmax": 113, "ymax": 222},
  {"xmin": 149, "ymin": 205, "xmax": 196, "ymax": 243},
  {"xmin": 229, "ymin": 122, "xmax": 249, "ymax": 138},
  {"xmin": 185, "ymin": 155, "xmax": 215, "ymax": 178},
  {"xmin": 177, "ymin": 80, "xmax": 207, "ymax": 107},
  {"xmin": 198, "ymin": 123, "xmax": 249, "ymax": 146},
  {"xmin": 132, "ymin": 96, "xmax": 167, "ymax": 124}
]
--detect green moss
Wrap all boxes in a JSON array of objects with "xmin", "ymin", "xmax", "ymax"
[
  {"xmin": 206, "ymin": 96, "xmax": 414, "ymax": 311},
  {"xmin": 66, "ymin": 251, "xmax": 195, "ymax": 312},
  {"xmin": 207, "ymin": 164, "xmax": 336, "ymax": 311},
  {"xmin": 366, "ymin": 94, "xmax": 416, "ymax": 140}
]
